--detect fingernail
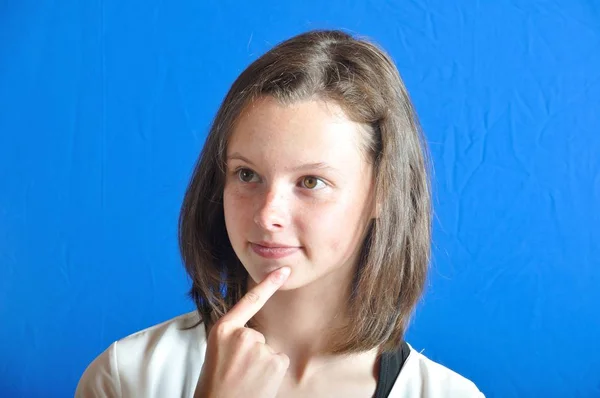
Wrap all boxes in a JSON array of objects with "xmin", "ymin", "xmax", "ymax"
[{"xmin": 276, "ymin": 267, "xmax": 291, "ymax": 282}]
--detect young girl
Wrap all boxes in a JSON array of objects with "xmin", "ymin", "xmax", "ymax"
[{"xmin": 76, "ymin": 29, "xmax": 484, "ymax": 397}]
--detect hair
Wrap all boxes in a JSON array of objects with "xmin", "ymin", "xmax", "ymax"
[{"xmin": 179, "ymin": 29, "xmax": 431, "ymax": 354}]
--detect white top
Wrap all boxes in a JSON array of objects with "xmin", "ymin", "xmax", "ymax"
[{"xmin": 76, "ymin": 311, "xmax": 484, "ymax": 397}]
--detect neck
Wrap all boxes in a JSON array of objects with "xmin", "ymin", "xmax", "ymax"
[
  {"xmin": 247, "ymin": 264, "xmax": 378, "ymax": 384},
  {"xmin": 252, "ymin": 272, "xmax": 349, "ymax": 354}
]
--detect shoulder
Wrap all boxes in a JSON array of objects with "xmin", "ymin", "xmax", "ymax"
[
  {"xmin": 389, "ymin": 344, "xmax": 485, "ymax": 398},
  {"xmin": 75, "ymin": 311, "xmax": 206, "ymax": 398}
]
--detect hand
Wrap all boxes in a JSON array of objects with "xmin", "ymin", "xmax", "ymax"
[{"xmin": 194, "ymin": 267, "xmax": 291, "ymax": 398}]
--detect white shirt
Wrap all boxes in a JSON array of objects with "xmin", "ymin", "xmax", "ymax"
[{"xmin": 76, "ymin": 311, "xmax": 484, "ymax": 397}]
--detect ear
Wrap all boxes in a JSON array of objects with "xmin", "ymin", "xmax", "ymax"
[
  {"xmin": 373, "ymin": 201, "xmax": 381, "ymax": 218},
  {"xmin": 371, "ymin": 200, "xmax": 382, "ymax": 219},
  {"xmin": 369, "ymin": 179, "xmax": 381, "ymax": 219}
]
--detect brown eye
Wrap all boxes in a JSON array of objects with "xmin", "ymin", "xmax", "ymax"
[
  {"xmin": 238, "ymin": 169, "xmax": 257, "ymax": 183},
  {"xmin": 302, "ymin": 176, "xmax": 324, "ymax": 190}
]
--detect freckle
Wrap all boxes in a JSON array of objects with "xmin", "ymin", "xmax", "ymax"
[{"xmin": 331, "ymin": 239, "xmax": 341, "ymax": 251}]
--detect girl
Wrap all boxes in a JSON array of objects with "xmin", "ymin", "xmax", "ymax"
[{"xmin": 77, "ymin": 29, "xmax": 484, "ymax": 397}]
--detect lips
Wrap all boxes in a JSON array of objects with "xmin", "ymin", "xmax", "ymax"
[
  {"xmin": 250, "ymin": 242, "xmax": 300, "ymax": 259},
  {"xmin": 254, "ymin": 241, "xmax": 297, "ymax": 248}
]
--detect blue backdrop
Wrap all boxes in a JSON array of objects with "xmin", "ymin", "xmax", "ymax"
[{"xmin": 1, "ymin": 1, "xmax": 599, "ymax": 397}]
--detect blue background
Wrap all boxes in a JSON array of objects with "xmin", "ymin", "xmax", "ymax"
[{"xmin": 1, "ymin": 1, "xmax": 599, "ymax": 397}]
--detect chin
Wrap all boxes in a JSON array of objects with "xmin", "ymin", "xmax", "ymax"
[
  {"xmin": 245, "ymin": 264, "xmax": 304, "ymax": 290},
  {"xmin": 276, "ymin": 276, "xmax": 300, "ymax": 291}
]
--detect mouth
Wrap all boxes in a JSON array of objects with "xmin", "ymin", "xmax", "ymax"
[{"xmin": 250, "ymin": 242, "xmax": 301, "ymax": 259}]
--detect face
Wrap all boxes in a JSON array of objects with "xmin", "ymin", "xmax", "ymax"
[{"xmin": 223, "ymin": 96, "xmax": 376, "ymax": 291}]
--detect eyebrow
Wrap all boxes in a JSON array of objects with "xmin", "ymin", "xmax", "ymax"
[{"xmin": 227, "ymin": 152, "xmax": 340, "ymax": 173}]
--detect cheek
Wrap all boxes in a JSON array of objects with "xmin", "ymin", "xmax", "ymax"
[
  {"xmin": 306, "ymin": 199, "xmax": 361, "ymax": 252},
  {"xmin": 223, "ymin": 186, "xmax": 250, "ymax": 239}
]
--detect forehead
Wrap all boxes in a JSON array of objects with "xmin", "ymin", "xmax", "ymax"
[{"xmin": 227, "ymin": 97, "xmax": 369, "ymax": 166}]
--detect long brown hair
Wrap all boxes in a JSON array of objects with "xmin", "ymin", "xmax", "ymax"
[{"xmin": 179, "ymin": 29, "xmax": 431, "ymax": 354}]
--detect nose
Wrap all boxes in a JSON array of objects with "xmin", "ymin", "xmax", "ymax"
[{"xmin": 253, "ymin": 185, "xmax": 289, "ymax": 231}]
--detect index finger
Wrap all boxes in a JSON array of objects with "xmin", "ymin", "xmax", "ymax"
[{"xmin": 221, "ymin": 267, "xmax": 291, "ymax": 326}]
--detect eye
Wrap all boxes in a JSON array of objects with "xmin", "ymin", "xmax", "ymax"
[
  {"xmin": 301, "ymin": 176, "xmax": 326, "ymax": 190},
  {"xmin": 236, "ymin": 168, "xmax": 259, "ymax": 183}
]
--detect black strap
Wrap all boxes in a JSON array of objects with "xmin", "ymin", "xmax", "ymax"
[{"xmin": 373, "ymin": 342, "xmax": 411, "ymax": 398}]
